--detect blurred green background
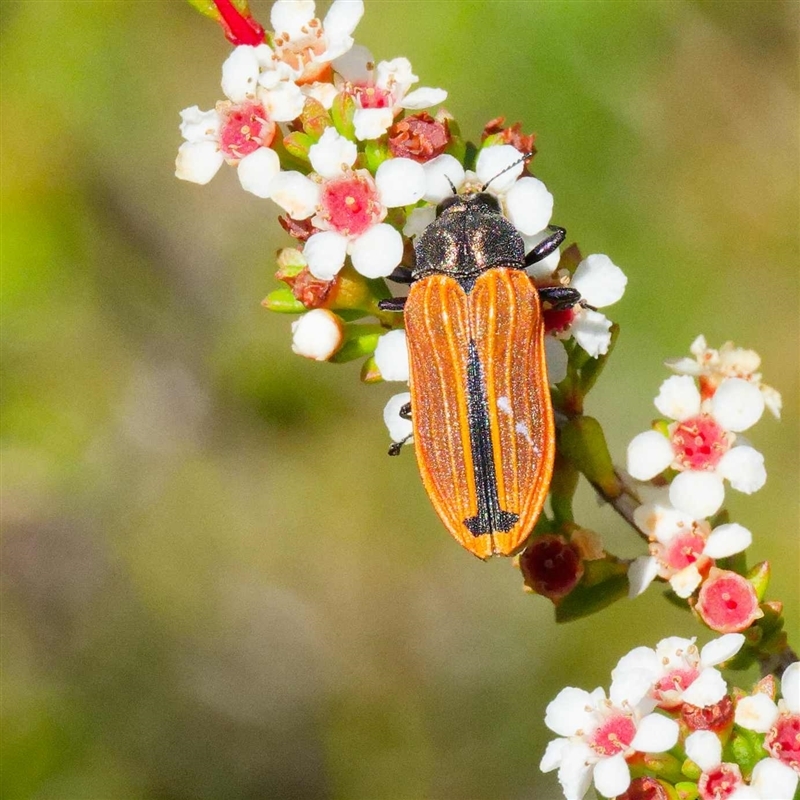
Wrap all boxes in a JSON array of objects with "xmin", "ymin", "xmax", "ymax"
[{"xmin": 2, "ymin": 1, "xmax": 797, "ymax": 798}]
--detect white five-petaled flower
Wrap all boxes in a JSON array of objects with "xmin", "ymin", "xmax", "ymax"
[
  {"xmin": 666, "ymin": 335, "xmax": 782, "ymax": 420},
  {"xmin": 540, "ymin": 675, "xmax": 679, "ymax": 800},
  {"xmin": 626, "ymin": 374, "xmax": 766, "ymax": 518},
  {"xmin": 176, "ymin": 45, "xmax": 304, "ymax": 196},
  {"xmin": 334, "ymin": 51, "xmax": 447, "ymax": 140},
  {"xmin": 269, "ymin": 127, "xmax": 426, "ymax": 279},
  {"xmin": 735, "ymin": 661, "xmax": 800, "ymax": 781},
  {"xmin": 627, "ymin": 491, "xmax": 752, "ymax": 599},
  {"xmin": 611, "ymin": 634, "xmax": 744, "ymax": 711}
]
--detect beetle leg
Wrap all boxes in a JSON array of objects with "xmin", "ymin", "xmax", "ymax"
[
  {"xmin": 538, "ymin": 285, "xmax": 583, "ymax": 311},
  {"xmin": 387, "ymin": 266, "xmax": 415, "ymax": 284},
  {"xmin": 399, "ymin": 402, "xmax": 412, "ymax": 420},
  {"xmin": 388, "ymin": 433, "xmax": 413, "ymax": 456},
  {"xmin": 378, "ymin": 297, "xmax": 407, "ymax": 312},
  {"xmin": 524, "ymin": 225, "xmax": 566, "ymax": 266}
]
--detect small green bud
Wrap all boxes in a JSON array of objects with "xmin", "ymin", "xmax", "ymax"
[
  {"xmin": 330, "ymin": 93, "xmax": 357, "ymax": 141},
  {"xmin": 746, "ymin": 561, "xmax": 770, "ymax": 601},
  {"xmin": 300, "ymin": 97, "xmax": 332, "ymax": 140},
  {"xmin": 283, "ymin": 131, "xmax": 315, "ymax": 162},
  {"xmin": 262, "ymin": 287, "xmax": 306, "ymax": 313}
]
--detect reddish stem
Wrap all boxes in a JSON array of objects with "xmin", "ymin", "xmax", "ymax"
[{"xmin": 212, "ymin": 0, "xmax": 265, "ymax": 46}]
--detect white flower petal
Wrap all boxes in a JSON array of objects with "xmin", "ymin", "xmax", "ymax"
[
  {"xmin": 237, "ymin": 147, "xmax": 280, "ymax": 197},
  {"xmin": 503, "ymin": 177, "xmax": 553, "ymax": 235},
  {"xmin": 179, "ymin": 106, "xmax": 221, "ymax": 143},
  {"xmin": 627, "ymin": 555, "xmax": 660, "ymax": 598},
  {"xmin": 570, "ymin": 254, "xmax": 627, "ymax": 308},
  {"xmin": 302, "ymin": 81, "xmax": 339, "ymax": 110},
  {"xmin": 260, "ymin": 80, "xmax": 306, "ymax": 122},
  {"xmin": 270, "ymin": 0, "xmax": 315, "ymax": 39},
  {"xmin": 610, "ymin": 669, "xmax": 654, "ymax": 708},
  {"xmin": 268, "ymin": 171, "xmax": 321, "ymax": 219},
  {"xmin": 654, "ymin": 637, "xmax": 697, "ymax": 668},
  {"xmin": 383, "ymin": 392, "xmax": 412, "ymax": 443},
  {"xmin": 374, "ymin": 330, "xmax": 409, "ymax": 382},
  {"xmin": 303, "ymin": 231, "xmax": 348, "ymax": 280},
  {"xmin": 627, "ymin": 430, "xmax": 674, "ymax": 481},
  {"xmin": 703, "ymin": 523, "xmax": 752, "ymax": 559},
  {"xmin": 376, "ymin": 158, "xmax": 426, "ymax": 207},
  {"xmin": 654, "ymin": 375, "xmax": 702, "ymax": 421},
  {"xmin": 400, "ymin": 86, "xmax": 448, "ymax": 110},
  {"xmin": 669, "ymin": 471, "xmax": 725, "ymax": 518},
  {"xmin": 221, "ymin": 46, "xmax": 261, "ymax": 103},
  {"xmin": 735, "ymin": 693, "xmax": 780, "ymax": 733},
  {"xmin": 762, "ymin": 385, "xmax": 782, "ymax": 420},
  {"xmin": 685, "ymin": 730, "xmax": 722, "ymax": 772},
  {"xmin": 717, "ymin": 446, "xmax": 766, "ymax": 494},
  {"xmin": 309, "ymin": 127, "xmax": 358, "ymax": 179},
  {"xmin": 749, "ymin": 758, "xmax": 799, "ymax": 800},
  {"xmin": 422, "ymin": 154, "xmax": 465, "ymax": 203},
  {"xmin": 613, "ymin": 646, "xmax": 661, "ymax": 682},
  {"xmin": 593, "ymin": 753, "xmax": 631, "ymax": 799},
  {"xmin": 781, "ymin": 662, "xmax": 799, "ymax": 714},
  {"xmin": 544, "ymin": 687, "xmax": 598, "ymax": 737},
  {"xmin": 523, "ymin": 229, "xmax": 561, "ymax": 279},
  {"xmin": 630, "ymin": 713, "xmax": 679, "ymax": 752},
  {"xmin": 681, "ymin": 667, "xmax": 728, "ymax": 707},
  {"xmin": 375, "ymin": 56, "xmax": 416, "ymax": 94},
  {"xmin": 700, "ymin": 634, "xmax": 746, "ymax": 667},
  {"xmin": 291, "ymin": 309, "xmax": 344, "ymax": 361},
  {"xmin": 349, "ymin": 223, "xmax": 403, "ymax": 278},
  {"xmin": 570, "ymin": 308, "xmax": 613, "ymax": 357},
  {"xmin": 175, "ymin": 141, "xmax": 224, "ymax": 185},
  {"xmin": 539, "ymin": 737, "xmax": 570, "ymax": 773},
  {"xmin": 670, "ymin": 564, "xmax": 703, "ymax": 599},
  {"xmin": 665, "ymin": 356, "xmax": 704, "ymax": 376},
  {"xmin": 323, "ymin": 0, "xmax": 364, "ymax": 43},
  {"xmin": 475, "ymin": 145, "xmax": 525, "ymax": 191},
  {"xmin": 403, "ymin": 205, "xmax": 436, "ymax": 239},
  {"xmin": 556, "ymin": 743, "xmax": 595, "ymax": 800},
  {"xmin": 712, "ymin": 378, "xmax": 765, "ymax": 432},
  {"xmin": 332, "ymin": 44, "xmax": 373, "ymax": 83},
  {"xmin": 544, "ymin": 336, "xmax": 568, "ymax": 385},
  {"xmin": 353, "ymin": 107, "xmax": 394, "ymax": 141}
]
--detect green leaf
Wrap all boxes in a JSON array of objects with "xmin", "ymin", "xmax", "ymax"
[
  {"xmin": 262, "ymin": 288, "xmax": 305, "ymax": 313},
  {"xmin": 330, "ymin": 324, "xmax": 385, "ymax": 364},
  {"xmin": 579, "ymin": 323, "xmax": 619, "ymax": 396},
  {"xmin": 554, "ymin": 558, "xmax": 629, "ymax": 622},
  {"xmin": 559, "ymin": 415, "xmax": 621, "ymax": 497},
  {"xmin": 186, "ymin": 0, "xmax": 222, "ymax": 21},
  {"xmin": 727, "ymin": 729, "xmax": 765, "ymax": 777},
  {"xmin": 747, "ymin": 561, "xmax": 770, "ymax": 601},
  {"xmin": 330, "ymin": 93, "xmax": 356, "ymax": 141},
  {"xmin": 360, "ymin": 355, "xmax": 382, "ymax": 383},
  {"xmin": 283, "ymin": 132, "xmax": 315, "ymax": 163}
]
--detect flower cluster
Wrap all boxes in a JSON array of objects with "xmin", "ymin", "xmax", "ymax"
[
  {"xmin": 542, "ymin": 635, "xmax": 799, "ymax": 800},
  {"xmin": 176, "ymin": 0, "xmax": 628, "ymax": 451}
]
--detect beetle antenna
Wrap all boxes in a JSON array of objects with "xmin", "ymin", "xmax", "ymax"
[
  {"xmin": 481, "ymin": 151, "xmax": 533, "ymax": 192},
  {"xmin": 445, "ymin": 175, "xmax": 457, "ymax": 195}
]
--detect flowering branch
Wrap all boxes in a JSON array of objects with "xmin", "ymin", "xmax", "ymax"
[{"xmin": 176, "ymin": 2, "xmax": 798, "ymax": 797}]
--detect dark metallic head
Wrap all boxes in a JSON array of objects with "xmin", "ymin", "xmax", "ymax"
[{"xmin": 412, "ymin": 191, "xmax": 526, "ymax": 290}]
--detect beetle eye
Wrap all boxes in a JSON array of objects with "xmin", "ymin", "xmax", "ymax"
[
  {"xmin": 470, "ymin": 192, "xmax": 501, "ymax": 213},
  {"xmin": 436, "ymin": 195, "xmax": 461, "ymax": 216}
]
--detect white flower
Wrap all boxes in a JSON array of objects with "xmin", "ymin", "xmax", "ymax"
[
  {"xmin": 540, "ymin": 675, "xmax": 679, "ymax": 800},
  {"xmin": 628, "ymin": 492, "xmax": 752, "ymax": 599},
  {"xmin": 176, "ymin": 45, "xmax": 291, "ymax": 196},
  {"xmin": 546, "ymin": 253, "xmax": 627, "ymax": 358},
  {"xmin": 729, "ymin": 759, "xmax": 799, "ymax": 800},
  {"xmin": 611, "ymin": 633, "xmax": 744, "ymax": 710},
  {"xmin": 626, "ymin": 375, "xmax": 766, "ymax": 518},
  {"xmin": 735, "ymin": 661, "xmax": 800, "ymax": 780},
  {"xmin": 267, "ymin": 0, "xmax": 364, "ymax": 82},
  {"xmin": 383, "ymin": 392, "xmax": 412, "ymax": 444},
  {"xmin": 270, "ymin": 128, "xmax": 425, "ymax": 279},
  {"xmin": 666, "ymin": 335, "xmax": 782, "ymax": 419},
  {"xmin": 685, "ymin": 730, "xmax": 746, "ymax": 800},
  {"xmin": 336, "ymin": 53, "xmax": 447, "ymax": 140},
  {"xmin": 291, "ymin": 309, "xmax": 344, "ymax": 360},
  {"xmin": 374, "ymin": 330, "xmax": 409, "ymax": 382}
]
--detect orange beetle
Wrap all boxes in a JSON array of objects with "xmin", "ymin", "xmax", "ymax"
[{"xmin": 381, "ymin": 189, "xmax": 581, "ymax": 559}]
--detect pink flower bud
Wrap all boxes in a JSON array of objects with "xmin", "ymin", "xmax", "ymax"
[{"xmin": 695, "ymin": 568, "xmax": 763, "ymax": 633}]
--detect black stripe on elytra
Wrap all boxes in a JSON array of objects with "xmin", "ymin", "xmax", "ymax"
[{"xmin": 463, "ymin": 339, "xmax": 519, "ymax": 536}]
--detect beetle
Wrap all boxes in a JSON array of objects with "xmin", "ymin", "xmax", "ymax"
[{"xmin": 379, "ymin": 170, "xmax": 581, "ymax": 560}]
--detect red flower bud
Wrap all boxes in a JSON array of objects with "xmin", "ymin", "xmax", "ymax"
[
  {"xmin": 518, "ymin": 535, "xmax": 583, "ymax": 601},
  {"xmin": 388, "ymin": 113, "xmax": 450, "ymax": 163}
]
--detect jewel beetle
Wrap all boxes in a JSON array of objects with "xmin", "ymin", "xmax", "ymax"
[{"xmin": 379, "ymin": 164, "xmax": 581, "ymax": 560}]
